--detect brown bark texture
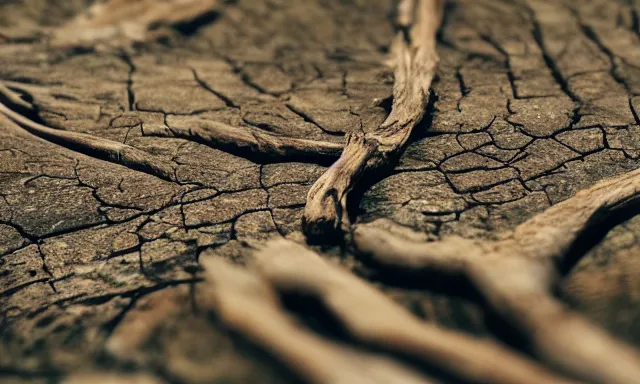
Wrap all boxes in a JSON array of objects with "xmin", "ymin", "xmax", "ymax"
[{"xmin": 1, "ymin": 0, "xmax": 640, "ymax": 383}]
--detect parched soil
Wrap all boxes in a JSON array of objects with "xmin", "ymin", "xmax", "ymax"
[{"xmin": 1, "ymin": 0, "xmax": 640, "ymax": 383}]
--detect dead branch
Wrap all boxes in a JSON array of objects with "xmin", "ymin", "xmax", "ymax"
[
  {"xmin": 354, "ymin": 167, "xmax": 640, "ymax": 384},
  {"xmin": 302, "ymin": 0, "xmax": 444, "ymax": 239},
  {"xmin": 0, "ymin": 101, "xmax": 177, "ymax": 182},
  {"xmin": 0, "ymin": 82, "xmax": 34, "ymax": 111},
  {"xmin": 144, "ymin": 119, "xmax": 343, "ymax": 163},
  {"xmin": 62, "ymin": 372, "xmax": 166, "ymax": 384},
  {"xmin": 251, "ymin": 239, "xmax": 576, "ymax": 384},
  {"xmin": 105, "ymin": 289, "xmax": 182, "ymax": 361},
  {"xmin": 50, "ymin": 0, "xmax": 222, "ymax": 50},
  {"xmin": 199, "ymin": 257, "xmax": 436, "ymax": 384}
]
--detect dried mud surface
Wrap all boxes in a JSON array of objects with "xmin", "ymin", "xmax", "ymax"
[{"xmin": 1, "ymin": 0, "xmax": 640, "ymax": 383}]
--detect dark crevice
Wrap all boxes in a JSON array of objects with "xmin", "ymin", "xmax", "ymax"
[
  {"xmin": 0, "ymin": 219, "xmax": 37, "ymax": 243},
  {"xmin": 171, "ymin": 10, "xmax": 220, "ymax": 36},
  {"xmin": 476, "ymin": 33, "xmax": 523, "ymax": 101},
  {"xmin": 285, "ymin": 104, "xmax": 345, "ymax": 137},
  {"xmin": 354, "ymin": 253, "xmax": 482, "ymax": 304},
  {"xmin": 630, "ymin": 97, "xmax": 640, "ymax": 126},
  {"xmin": 455, "ymin": 67, "xmax": 470, "ymax": 99},
  {"xmin": 444, "ymin": 173, "xmax": 519, "ymax": 195},
  {"xmin": 560, "ymin": 198, "xmax": 640, "ymax": 276},
  {"xmin": 192, "ymin": 68, "xmax": 238, "ymax": 108},
  {"xmin": 578, "ymin": 21, "xmax": 631, "ymax": 94},
  {"xmin": 184, "ymin": 207, "xmax": 272, "ymax": 231},
  {"xmin": 524, "ymin": 5, "xmax": 581, "ymax": 103},
  {"xmin": 238, "ymin": 71, "xmax": 276, "ymax": 96},
  {"xmin": 117, "ymin": 53, "xmax": 137, "ymax": 112},
  {"xmin": 631, "ymin": 6, "xmax": 640, "ymax": 38}
]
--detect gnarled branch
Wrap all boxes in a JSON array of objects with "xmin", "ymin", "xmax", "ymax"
[
  {"xmin": 250, "ymin": 239, "xmax": 575, "ymax": 384},
  {"xmin": 144, "ymin": 119, "xmax": 343, "ymax": 164},
  {"xmin": 354, "ymin": 167, "xmax": 640, "ymax": 384},
  {"xmin": 199, "ymin": 257, "xmax": 435, "ymax": 384},
  {"xmin": 0, "ymin": 89, "xmax": 178, "ymax": 182},
  {"xmin": 302, "ymin": 0, "xmax": 444, "ymax": 239}
]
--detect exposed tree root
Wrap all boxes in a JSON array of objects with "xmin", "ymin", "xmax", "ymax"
[
  {"xmin": 0, "ymin": 82, "xmax": 34, "ymax": 111},
  {"xmin": 143, "ymin": 120, "xmax": 343, "ymax": 163},
  {"xmin": 249, "ymin": 239, "xmax": 575, "ymax": 384},
  {"xmin": 0, "ymin": 83, "xmax": 177, "ymax": 182},
  {"xmin": 201, "ymin": 168, "xmax": 640, "ymax": 383},
  {"xmin": 62, "ymin": 372, "xmax": 165, "ymax": 384},
  {"xmin": 4, "ymin": 2, "xmax": 640, "ymax": 382},
  {"xmin": 1, "ymin": 0, "xmax": 446, "ymax": 239},
  {"xmin": 302, "ymin": 0, "xmax": 444, "ymax": 239},
  {"xmin": 50, "ymin": 0, "xmax": 222, "ymax": 51},
  {"xmin": 198, "ymin": 257, "xmax": 436, "ymax": 384},
  {"xmin": 354, "ymin": 167, "xmax": 640, "ymax": 384}
]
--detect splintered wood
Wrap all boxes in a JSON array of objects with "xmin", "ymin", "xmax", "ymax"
[{"xmin": 303, "ymin": 0, "xmax": 444, "ymax": 239}]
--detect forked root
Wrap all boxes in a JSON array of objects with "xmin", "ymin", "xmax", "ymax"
[
  {"xmin": 0, "ymin": 82, "xmax": 34, "ymax": 111},
  {"xmin": 354, "ymin": 167, "xmax": 640, "ymax": 384},
  {"xmin": 302, "ymin": 0, "xmax": 444, "ymax": 239},
  {"xmin": 198, "ymin": 257, "xmax": 436, "ymax": 384},
  {"xmin": 249, "ymin": 239, "xmax": 575, "ymax": 384},
  {"xmin": 0, "ymin": 83, "xmax": 178, "ymax": 182}
]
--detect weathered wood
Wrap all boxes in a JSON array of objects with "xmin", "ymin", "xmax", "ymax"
[
  {"xmin": 354, "ymin": 167, "xmax": 640, "ymax": 383},
  {"xmin": 303, "ymin": 0, "xmax": 444, "ymax": 239},
  {"xmin": 251, "ymin": 239, "xmax": 575, "ymax": 384},
  {"xmin": 199, "ymin": 257, "xmax": 436, "ymax": 384},
  {"xmin": 2, "ymin": 0, "xmax": 640, "ymax": 383}
]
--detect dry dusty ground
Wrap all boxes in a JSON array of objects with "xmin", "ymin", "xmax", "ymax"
[{"xmin": 1, "ymin": 0, "xmax": 640, "ymax": 383}]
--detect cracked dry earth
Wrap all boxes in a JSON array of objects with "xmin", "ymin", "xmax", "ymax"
[{"xmin": 2, "ymin": 0, "xmax": 640, "ymax": 383}]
